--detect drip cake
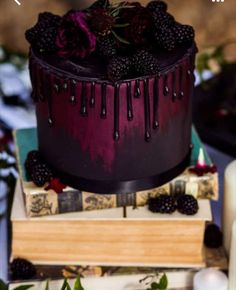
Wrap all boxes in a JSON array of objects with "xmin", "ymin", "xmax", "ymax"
[{"xmin": 25, "ymin": 0, "xmax": 197, "ymax": 193}]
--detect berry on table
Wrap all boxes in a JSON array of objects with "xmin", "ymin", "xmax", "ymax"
[
  {"xmin": 31, "ymin": 163, "xmax": 53, "ymax": 187},
  {"xmin": 148, "ymin": 194, "xmax": 176, "ymax": 214},
  {"xmin": 177, "ymin": 194, "xmax": 199, "ymax": 215},
  {"xmin": 10, "ymin": 258, "xmax": 36, "ymax": 280}
]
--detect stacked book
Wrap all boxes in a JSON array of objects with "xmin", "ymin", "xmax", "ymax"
[{"xmin": 9, "ymin": 127, "xmax": 226, "ymax": 290}]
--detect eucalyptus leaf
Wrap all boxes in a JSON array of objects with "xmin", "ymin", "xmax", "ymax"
[
  {"xmin": 74, "ymin": 276, "xmax": 84, "ymax": 290},
  {"xmin": 113, "ymin": 23, "xmax": 130, "ymax": 28},
  {"xmin": 158, "ymin": 274, "xmax": 168, "ymax": 290},
  {"xmin": 13, "ymin": 285, "xmax": 34, "ymax": 290}
]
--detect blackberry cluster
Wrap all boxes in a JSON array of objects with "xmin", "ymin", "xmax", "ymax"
[
  {"xmin": 146, "ymin": 1, "xmax": 167, "ymax": 13},
  {"xmin": 31, "ymin": 163, "xmax": 53, "ymax": 187},
  {"xmin": 177, "ymin": 194, "xmax": 199, "ymax": 215},
  {"xmin": 172, "ymin": 24, "xmax": 195, "ymax": 45},
  {"xmin": 97, "ymin": 36, "xmax": 117, "ymax": 59},
  {"xmin": 148, "ymin": 194, "xmax": 199, "ymax": 216},
  {"xmin": 147, "ymin": 1, "xmax": 194, "ymax": 51},
  {"xmin": 24, "ymin": 150, "xmax": 53, "ymax": 187},
  {"xmin": 148, "ymin": 195, "xmax": 176, "ymax": 214},
  {"xmin": 154, "ymin": 28, "xmax": 175, "ymax": 51},
  {"xmin": 10, "ymin": 258, "xmax": 36, "ymax": 280},
  {"xmin": 25, "ymin": 12, "xmax": 61, "ymax": 53},
  {"xmin": 107, "ymin": 56, "xmax": 131, "ymax": 82},
  {"xmin": 24, "ymin": 150, "xmax": 41, "ymax": 173},
  {"xmin": 132, "ymin": 50, "xmax": 159, "ymax": 76}
]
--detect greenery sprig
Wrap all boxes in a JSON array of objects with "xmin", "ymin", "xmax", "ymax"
[{"xmin": 139, "ymin": 273, "xmax": 168, "ymax": 290}]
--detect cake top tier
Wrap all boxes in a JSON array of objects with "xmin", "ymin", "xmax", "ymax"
[{"xmin": 25, "ymin": 0, "xmax": 195, "ymax": 82}]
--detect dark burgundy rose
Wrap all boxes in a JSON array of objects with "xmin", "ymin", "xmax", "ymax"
[
  {"xmin": 56, "ymin": 10, "xmax": 96, "ymax": 58},
  {"xmin": 121, "ymin": 5, "xmax": 153, "ymax": 46}
]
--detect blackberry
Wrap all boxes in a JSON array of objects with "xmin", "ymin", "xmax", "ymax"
[
  {"xmin": 24, "ymin": 150, "xmax": 41, "ymax": 173},
  {"xmin": 177, "ymin": 194, "xmax": 199, "ymax": 215},
  {"xmin": 10, "ymin": 258, "xmax": 36, "ymax": 280},
  {"xmin": 107, "ymin": 56, "xmax": 131, "ymax": 82},
  {"xmin": 146, "ymin": 1, "xmax": 168, "ymax": 13},
  {"xmin": 152, "ymin": 11, "xmax": 175, "ymax": 29},
  {"xmin": 38, "ymin": 12, "xmax": 61, "ymax": 26},
  {"xmin": 204, "ymin": 223, "xmax": 223, "ymax": 248},
  {"xmin": 25, "ymin": 12, "xmax": 61, "ymax": 53},
  {"xmin": 148, "ymin": 195, "xmax": 176, "ymax": 214},
  {"xmin": 36, "ymin": 27, "xmax": 59, "ymax": 53},
  {"xmin": 172, "ymin": 23, "xmax": 195, "ymax": 44},
  {"xmin": 132, "ymin": 50, "xmax": 159, "ymax": 76},
  {"xmin": 155, "ymin": 28, "xmax": 175, "ymax": 51},
  {"xmin": 97, "ymin": 36, "xmax": 117, "ymax": 59},
  {"xmin": 31, "ymin": 163, "xmax": 53, "ymax": 187}
]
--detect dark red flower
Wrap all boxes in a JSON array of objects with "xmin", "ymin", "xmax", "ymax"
[
  {"xmin": 45, "ymin": 178, "xmax": 66, "ymax": 193},
  {"xmin": 56, "ymin": 10, "xmax": 96, "ymax": 58},
  {"xmin": 122, "ymin": 5, "xmax": 153, "ymax": 46}
]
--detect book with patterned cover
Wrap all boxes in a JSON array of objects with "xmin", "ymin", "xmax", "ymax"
[{"xmin": 14, "ymin": 127, "xmax": 218, "ymax": 217}]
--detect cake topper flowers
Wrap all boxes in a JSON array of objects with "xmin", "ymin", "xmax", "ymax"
[{"xmin": 25, "ymin": 0, "xmax": 195, "ymax": 81}]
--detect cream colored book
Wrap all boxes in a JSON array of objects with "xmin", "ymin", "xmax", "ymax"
[{"xmin": 11, "ymin": 180, "xmax": 212, "ymax": 267}]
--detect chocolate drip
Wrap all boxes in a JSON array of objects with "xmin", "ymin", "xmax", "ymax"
[
  {"xmin": 172, "ymin": 66, "xmax": 177, "ymax": 102},
  {"xmin": 90, "ymin": 81, "xmax": 95, "ymax": 107},
  {"xmin": 126, "ymin": 82, "xmax": 133, "ymax": 121},
  {"xmin": 101, "ymin": 83, "xmax": 107, "ymax": 119},
  {"xmin": 53, "ymin": 83, "xmax": 60, "ymax": 93},
  {"xmin": 134, "ymin": 80, "xmax": 141, "ymax": 98},
  {"xmin": 163, "ymin": 74, "xmax": 169, "ymax": 96},
  {"xmin": 69, "ymin": 80, "xmax": 77, "ymax": 105},
  {"xmin": 39, "ymin": 67, "xmax": 45, "ymax": 102},
  {"xmin": 45, "ymin": 72, "xmax": 53, "ymax": 126},
  {"xmin": 63, "ymin": 82, "xmax": 68, "ymax": 91},
  {"xmin": 144, "ymin": 79, "xmax": 151, "ymax": 142},
  {"xmin": 179, "ymin": 65, "xmax": 184, "ymax": 99},
  {"xmin": 30, "ymin": 61, "xmax": 37, "ymax": 101},
  {"xmin": 80, "ymin": 82, "xmax": 88, "ymax": 116},
  {"xmin": 113, "ymin": 83, "xmax": 120, "ymax": 141},
  {"xmin": 153, "ymin": 77, "xmax": 159, "ymax": 130}
]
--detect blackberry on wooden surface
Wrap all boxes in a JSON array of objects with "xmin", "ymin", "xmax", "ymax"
[
  {"xmin": 10, "ymin": 258, "xmax": 36, "ymax": 280},
  {"xmin": 177, "ymin": 194, "xmax": 199, "ymax": 215},
  {"xmin": 31, "ymin": 163, "xmax": 53, "ymax": 187},
  {"xmin": 148, "ymin": 194, "xmax": 176, "ymax": 214}
]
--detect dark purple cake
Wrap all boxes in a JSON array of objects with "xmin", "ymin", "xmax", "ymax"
[{"xmin": 26, "ymin": 0, "xmax": 197, "ymax": 193}]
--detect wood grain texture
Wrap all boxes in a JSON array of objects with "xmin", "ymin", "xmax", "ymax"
[{"xmin": 11, "ymin": 183, "xmax": 209, "ymax": 266}]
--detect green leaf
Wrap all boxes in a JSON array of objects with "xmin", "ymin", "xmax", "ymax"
[
  {"xmin": 150, "ymin": 282, "xmax": 159, "ymax": 289},
  {"xmin": 0, "ymin": 280, "xmax": 7, "ymax": 290},
  {"xmin": 61, "ymin": 279, "xmax": 68, "ymax": 290},
  {"xmin": 74, "ymin": 276, "xmax": 84, "ymax": 290},
  {"xmin": 66, "ymin": 282, "xmax": 72, "ymax": 290},
  {"xmin": 45, "ymin": 280, "xmax": 49, "ymax": 290},
  {"xmin": 112, "ymin": 30, "xmax": 130, "ymax": 45},
  {"xmin": 113, "ymin": 23, "xmax": 130, "ymax": 28},
  {"xmin": 14, "ymin": 285, "xmax": 35, "ymax": 290},
  {"xmin": 158, "ymin": 274, "xmax": 168, "ymax": 290}
]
